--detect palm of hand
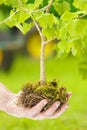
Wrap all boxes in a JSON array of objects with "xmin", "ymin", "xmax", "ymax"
[{"xmin": 0, "ymin": 83, "xmax": 71, "ymax": 120}]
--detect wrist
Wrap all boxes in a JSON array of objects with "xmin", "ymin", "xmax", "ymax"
[{"xmin": 0, "ymin": 85, "xmax": 13, "ymax": 111}]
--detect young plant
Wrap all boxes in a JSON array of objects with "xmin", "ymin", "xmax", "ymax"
[
  {"xmin": 16, "ymin": 0, "xmax": 68, "ymax": 109},
  {"xmin": 1, "ymin": 0, "xmax": 87, "ymax": 109}
]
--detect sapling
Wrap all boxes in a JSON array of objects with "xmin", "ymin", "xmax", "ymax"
[
  {"xmin": 17, "ymin": 22, "xmax": 68, "ymax": 110},
  {"xmin": 17, "ymin": 0, "xmax": 68, "ymax": 111},
  {"xmin": 0, "ymin": 0, "xmax": 69, "ymax": 111}
]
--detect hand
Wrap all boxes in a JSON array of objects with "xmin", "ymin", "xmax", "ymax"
[{"xmin": 0, "ymin": 83, "xmax": 72, "ymax": 120}]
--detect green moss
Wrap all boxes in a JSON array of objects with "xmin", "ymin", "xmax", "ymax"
[{"xmin": 17, "ymin": 79, "xmax": 68, "ymax": 111}]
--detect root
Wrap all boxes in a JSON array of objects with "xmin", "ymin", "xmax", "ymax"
[{"xmin": 17, "ymin": 80, "xmax": 68, "ymax": 111}]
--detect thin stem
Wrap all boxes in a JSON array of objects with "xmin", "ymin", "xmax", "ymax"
[
  {"xmin": 0, "ymin": 10, "xmax": 20, "ymax": 25},
  {"xmin": 18, "ymin": 0, "xmax": 22, "ymax": 6},
  {"xmin": 32, "ymin": 0, "xmax": 53, "ymax": 84},
  {"xmin": 46, "ymin": 0, "xmax": 53, "ymax": 13},
  {"xmin": 33, "ymin": 20, "xmax": 43, "ymax": 38},
  {"xmin": 17, "ymin": 0, "xmax": 54, "ymax": 16},
  {"xmin": 32, "ymin": 6, "xmax": 48, "ymax": 13},
  {"xmin": 33, "ymin": 19, "xmax": 46, "ymax": 84},
  {"xmin": 44, "ymin": 36, "xmax": 57, "ymax": 45},
  {"xmin": 40, "ymin": 38, "xmax": 46, "ymax": 84},
  {"xmin": 78, "ymin": 14, "xmax": 87, "ymax": 19}
]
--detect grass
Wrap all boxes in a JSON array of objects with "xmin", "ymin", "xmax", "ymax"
[{"xmin": 0, "ymin": 55, "xmax": 87, "ymax": 130}]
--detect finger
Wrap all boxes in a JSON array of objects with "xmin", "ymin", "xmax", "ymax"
[
  {"xmin": 25, "ymin": 99, "xmax": 48, "ymax": 117},
  {"xmin": 30, "ymin": 114, "xmax": 46, "ymax": 120},
  {"xmin": 42, "ymin": 101, "xmax": 60, "ymax": 116},
  {"xmin": 31, "ymin": 101, "xmax": 60, "ymax": 120},
  {"xmin": 48, "ymin": 103, "xmax": 68, "ymax": 119},
  {"xmin": 66, "ymin": 92, "xmax": 72, "ymax": 98}
]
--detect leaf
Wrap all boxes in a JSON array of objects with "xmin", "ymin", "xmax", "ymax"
[
  {"xmin": 42, "ymin": 26, "xmax": 56, "ymax": 39},
  {"xmin": 61, "ymin": 11, "xmax": 78, "ymax": 21},
  {"xmin": 73, "ymin": 0, "xmax": 87, "ymax": 11},
  {"xmin": 34, "ymin": 0, "xmax": 43, "ymax": 6},
  {"xmin": 58, "ymin": 40, "xmax": 73, "ymax": 54},
  {"xmin": 21, "ymin": 0, "xmax": 28, "ymax": 4},
  {"xmin": 5, "ymin": 0, "xmax": 19, "ymax": 8},
  {"xmin": 5, "ymin": 9, "xmax": 31, "ymax": 28},
  {"xmin": 18, "ymin": 11, "xmax": 30, "ymax": 23},
  {"xmin": 38, "ymin": 13, "xmax": 58, "ymax": 28},
  {"xmin": 71, "ymin": 40, "xmax": 83, "ymax": 56},
  {"xmin": 26, "ymin": 0, "xmax": 35, "ymax": 4},
  {"xmin": 25, "ymin": 0, "xmax": 43, "ymax": 12},
  {"xmin": 59, "ymin": 18, "xmax": 87, "ymax": 43},
  {"xmin": 53, "ymin": 1, "xmax": 70, "ymax": 15},
  {"xmin": 75, "ymin": 19, "xmax": 87, "ymax": 37},
  {"xmin": 5, "ymin": 10, "xmax": 18, "ymax": 27},
  {"xmin": 5, "ymin": 9, "xmax": 21, "ymax": 27},
  {"xmin": 16, "ymin": 22, "xmax": 33, "ymax": 34}
]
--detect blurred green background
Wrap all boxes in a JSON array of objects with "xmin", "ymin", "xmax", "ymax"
[
  {"xmin": 0, "ymin": 55, "xmax": 87, "ymax": 130},
  {"xmin": 0, "ymin": 1, "xmax": 87, "ymax": 130}
]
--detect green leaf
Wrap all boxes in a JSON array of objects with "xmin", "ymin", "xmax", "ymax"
[
  {"xmin": 59, "ymin": 19, "xmax": 87, "ymax": 43},
  {"xmin": 75, "ymin": 19, "xmax": 87, "ymax": 37},
  {"xmin": 58, "ymin": 40, "xmax": 73, "ymax": 54},
  {"xmin": 38, "ymin": 13, "xmax": 58, "ymax": 28},
  {"xmin": 5, "ymin": 10, "xmax": 18, "ymax": 27},
  {"xmin": 18, "ymin": 11, "xmax": 30, "ymax": 23},
  {"xmin": 16, "ymin": 22, "xmax": 33, "ymax": 34},
  {"xmin": 61, "ymin": 11, "xmax": 78, "ymax": 21},
  {"xmin": 71, "ymin": 40, "xmax": 83, "ymax": 56},
  {"xmin": 5, "ymin": 9, "xmax": 31, "ymax": 27},
  {"xmin": 81, "ymin": 30, "xmax": 87, "ymax": 47},
  {"xmin": 73, "ymin": 0, "xmax": 87, "ymax": 11},
  {"xmin": 21, "ymin": 0, "xmax": 28, "ymax": 4},
  {"xmin": 42, "ymin": 26, "xmax": 56, "ymax": 39},
  {"xmin": 27, "ymin": 0, "xmax": 35, "ymax": 4},
  {"xmin": 5, "ymin": 0, "xmax": 19, "ymax": 8},
  {"xmin": 34, "ymin": 0, "xmax": 43, "ymax": 6},
  {"xmin": 53, "ymin": 1, "xmax": 70, "ymax": 15},
  {"xmin": 24, "ymin": 0, "xmax": 43, "ymax": 12}
]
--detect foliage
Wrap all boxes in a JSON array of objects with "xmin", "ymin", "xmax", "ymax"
[{"xmin": 0, "ymin": 0, "xmax": 87, "ymax": 77}]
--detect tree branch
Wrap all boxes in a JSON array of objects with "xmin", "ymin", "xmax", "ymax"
[
  {"xmin": 44, "ymin": 36, "xmax": 57, "ymax": 45},
  {"xmin": 0, "ymin": 0, "xmax": 53, "ymax": 26},
  {"xmin": 32, "ymin": 18, "xmax": 46, "ymax": 84},
  {"xmin": 18, "ymin": 0, "xmax": 53, "ymax": 14},
  {"xmin": 32, "ymin": 0, "xmax": 53, "ymax": 13},
  {"xmin": 18, "ymin": 0, "xmax": 22, "ymax": 6},
  {"xmin": 32, "ymin": 6, "xmax": 48, "ymax": 13},
  {"xmin": 32, "ymin": 19, "xmax": 45, "ymax": 41},
  {"xmin": 46, "ymin": 0, "xmax": 53, "ymax": 13},
  {"xmin": 78, "ymin": 14, "xmax": 87, "ymax": 19},
  {"xmin": 0, "ymin": 9, "xmax": 20, "ymax": 25}
]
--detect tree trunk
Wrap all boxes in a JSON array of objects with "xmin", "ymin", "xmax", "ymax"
[{"xmin": 40, "ymin": 36, "xmax": 46, "ymax": 85}]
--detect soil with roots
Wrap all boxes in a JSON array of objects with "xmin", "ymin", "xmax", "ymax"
[{"xmin": 17, "ymin": 80, "xmax": 68, "ymax": 111}]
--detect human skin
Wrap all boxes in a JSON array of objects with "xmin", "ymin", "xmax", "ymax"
[{"xmin": 0, "ymin": 83, "xmax": 72, "ymax": 120}]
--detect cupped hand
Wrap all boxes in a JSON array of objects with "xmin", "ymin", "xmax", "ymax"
[{"xmin": 0, "ymin": 83, "xmax": 72, "ymax": 120}]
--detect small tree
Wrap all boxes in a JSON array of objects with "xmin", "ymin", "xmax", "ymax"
[
  {"xmin": 0, "ymin": 0, "xmax": 87, "ymax": 108},
  {"xmin": 0, "ymin": 0, "xmax": 87, "ymax": 81}
]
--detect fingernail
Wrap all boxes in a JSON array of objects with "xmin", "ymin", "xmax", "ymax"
[
  {"xmin": 65, "ymin": 104, "xmax": 69, "ymax": 108},
  {"xmin": 43, "ymin": 100, "xmax": 48, "ymax": 105},
  {"xmin": 65, "ymin": 102, "xmax": 69, "ymax": 105},
  {"xmin": 69, "ymin": 92, "xmax": 72, "ymax": 97},
  {"xmin": 56, "ymin": 102, "xmax": 60, "ymax": 108}
]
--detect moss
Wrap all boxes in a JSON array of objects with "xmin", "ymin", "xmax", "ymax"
[{"xmin": 17, "ymin": 79, "xmax": 68, "ymax": 111}]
